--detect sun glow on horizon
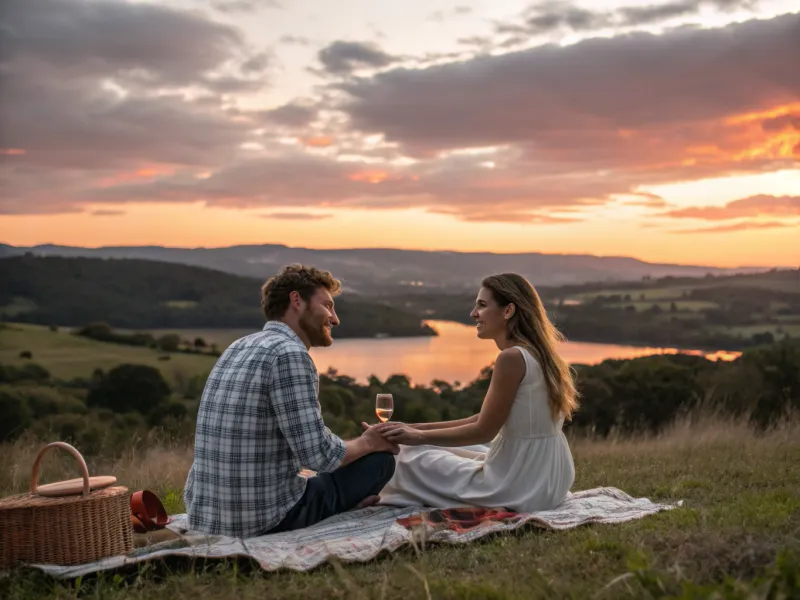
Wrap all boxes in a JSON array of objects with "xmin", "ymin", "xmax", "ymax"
[{"xmin": 2, "ymin": 187, "xmax": 798, "ymax": 268}]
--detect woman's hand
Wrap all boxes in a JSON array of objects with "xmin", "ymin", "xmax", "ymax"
[
  {"xmin": 359, "ymin": 422, "xmax": 401, "ymax": 454},
  {"xmin": 373, "ymin": 422, "xmax": 427, "ymax": 446}
]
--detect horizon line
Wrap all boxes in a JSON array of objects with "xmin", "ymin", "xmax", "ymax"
[{"xmin": 0, "ymin": 241, "xmax": 779, "ymax": 271}]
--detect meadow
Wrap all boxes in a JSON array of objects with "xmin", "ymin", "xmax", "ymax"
[
  {"xmin": 2, "ymin": 300, "xmax": 799, "ymax": 598},
  {"xmin": 0, "ymin": 323, "xmax": 217, "ymax": 384},
  {"xmin": 1, "ymin": 419, "xmax": 798, "ymax": 599}
]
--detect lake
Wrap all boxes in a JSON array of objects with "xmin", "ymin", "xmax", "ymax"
[{"xmin": 306, "ymin": 320, "xmax": 739, "ymax": 386}]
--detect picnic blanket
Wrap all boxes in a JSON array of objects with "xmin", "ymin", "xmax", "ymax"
[{"xmin": 33, "ymin": 487, "xmax": 680, "ymax": 579}]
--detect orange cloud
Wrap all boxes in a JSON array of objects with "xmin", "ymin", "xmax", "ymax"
[
  {"xmin": 670, "ymin": 104, "xmax": 800, "ymax": 169},
  {"xmin": 300, "ymin": 136, "xmax": 334, "ymax": 147},
  {"xmin": 674, "ymin": 221, "xmax": 795, "ymax": 234},
  {"xmin": 665, "ymin": 194, "xmax": 800, "ymax": 220},
  {"xmin": 724, "ymin": 102, "xmax": 800, "ymax": 125},
  {"xmin": 1, "ymin": 148, "xmax": 26, "ymax": 155},
  {"xmin": 94, "ymin": 165, "xmax": 176, "ymax": 187},
  {"xmin": 347, "ymin": 170, "xmax": 390, "ymax": 183}
]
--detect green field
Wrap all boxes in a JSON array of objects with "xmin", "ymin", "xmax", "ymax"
[
  {"xmin": 0, "ymin": 324, "xmax": 217, "ymax": 384},
  {"xmin": 0, "ymin": 297, "xmax": 37, "ymax": 317},
  {"xmin": 574, "ymin": 286, "xmax": 688, "ymax": 301},
  {"xmin": 608, "ymin": 300, "xmax": 719, "ymax": 312},
  {"xmin": 2, "ymin": 421, "xmax": 798, "ymax": 598},
  {"xmin": 709, "ymin": 323, "xmax": 800, "ymax": 338},
  {"xmin": 569, "ymin": 271, "xmax": 800, "ymax": 304},
  {"xmin": 145, "ymin": 327, "xmax": 258, "ymax": 349}
]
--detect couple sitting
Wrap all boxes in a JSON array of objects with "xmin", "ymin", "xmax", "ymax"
[{"xmin": 184, "ymin": 264, "xmax": 577, "ymax": 537}]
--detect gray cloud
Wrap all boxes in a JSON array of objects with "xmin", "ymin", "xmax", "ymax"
[
  {"xmin": 429, "ymin": 6, "xmax": 473, "ymax": 22},
  {"xmin": 496, "ymin": 0, "xmax": 759, "ymax": 42},
  {"xmin": 90, "ymin": 209, "xmax": 126, "ymax": 217},
  {"xmin": 211, "ymin": 0, "xmax": 283, "ymax": 13},
  {"xmin": 318, "ymin": 41, "xmax": 398, "ymax": 75},
  {"xmin": 0, "ymin": 0, "xmax": 265, "ymax": 173},
  {"xmin": 619, "ymin": 2, "xmax": 699, "ymax": 25},
  {"xmin": 260, "ymin": 212, "xmax": 334, "ymax": 220},
  {"xmin": 75, "ymin": 146, "xmax": 617, "ymax": 221},
  {"xmin": 258, "ymin": 102, "xmax": 319, "ymax": 128},
  {"xmin": 338, "ymin": 14, "xmax": 800, "ymax": 154},
  {"xmin": 1, "ymin": 0, "xmax": 247, "ymax": 86},
  {"xmin": 498, "ymin": 2, "xmax": 608, "ymax": 36},
  {"xmin": 280, "ymin": 35, "xmax": 313, "ymax": 46}
]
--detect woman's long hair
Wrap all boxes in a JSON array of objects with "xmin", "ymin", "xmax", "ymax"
[{"xmin": 482, "ymin": 273, "xmax": 579, "ymax": 421}]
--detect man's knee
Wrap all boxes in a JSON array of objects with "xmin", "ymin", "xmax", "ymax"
[{"xmin": 366, "ymin": 451, "xmax": 396, "ymax": 483}]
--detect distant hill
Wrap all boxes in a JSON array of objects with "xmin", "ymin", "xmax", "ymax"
[
  {"xmin": 0, "ymin": 256, "xmax": 435, "ymax": 337},
  {"xmin": 0, "ymin": 243, "xmax": 768, "ymax": 293}
]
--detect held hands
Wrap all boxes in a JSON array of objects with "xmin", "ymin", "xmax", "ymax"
[
  {"xmin": 359, "ymin": 422, "xmax": 400, "ymax": 454},
  {"xmin": 369, "ymin": 421, "xmax": 426, "ymax": 446}
]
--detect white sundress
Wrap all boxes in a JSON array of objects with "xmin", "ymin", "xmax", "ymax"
[{"xmin": 379, "ymin": 346, "xmax": 575, "ymax": 512}]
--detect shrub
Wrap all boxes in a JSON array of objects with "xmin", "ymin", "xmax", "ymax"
[
  {"xmin": 0, "ymin": 386, "xmax": 32, "ymax": 442},
  {"xmin": 14, "ymin": 385, "xmax": 86, "ymax": 419},
  {"xmin": 87, "ymin": 364, "xmax": 171, "ymax": 416}
]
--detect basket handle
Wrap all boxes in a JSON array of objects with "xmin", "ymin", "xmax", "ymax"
[{"xmin": 29, "ymin": 441, "xmax": 91, "ymax": 496}]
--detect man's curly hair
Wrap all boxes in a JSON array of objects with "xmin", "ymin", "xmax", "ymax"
[{"xmin": 261, "ymin": 264, "xmax": 342, "ymax": 320}]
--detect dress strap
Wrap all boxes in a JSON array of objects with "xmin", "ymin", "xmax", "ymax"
[{"xmin": 513, "ymin": 346, "xmax": 532, "ymax": 383}]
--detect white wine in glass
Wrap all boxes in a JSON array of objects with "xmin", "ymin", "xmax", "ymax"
[{"xmin": 375, "ymin": 393, "xmax": 394, "ymax": 423}]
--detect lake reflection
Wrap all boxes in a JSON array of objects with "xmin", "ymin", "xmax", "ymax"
[{"xmin": 309, "ymin": 320, "xmax": 740, "ymax": 386}]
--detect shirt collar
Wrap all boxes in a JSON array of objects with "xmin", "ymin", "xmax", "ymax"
[{"xmin": 263, "ymin": 320, "xmax": 307, "ymax": 348}]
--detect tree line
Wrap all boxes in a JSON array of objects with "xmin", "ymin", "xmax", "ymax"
[{"xmin": 2, "ymin": 338, "xmax": 797, "ymax": 455}]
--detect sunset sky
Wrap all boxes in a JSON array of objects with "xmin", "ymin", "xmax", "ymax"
[{"xmin": 1, "ymin": 0, "xmax": 798, "ymax": 267}]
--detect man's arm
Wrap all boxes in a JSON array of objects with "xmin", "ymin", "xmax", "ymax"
[
  {"xmin": 269, "ymin": 348, "xmax": 347, "ymax": 473},
  {"xmin": 340, "ymin": 435, "xmax": 377, "ymax": 466}
]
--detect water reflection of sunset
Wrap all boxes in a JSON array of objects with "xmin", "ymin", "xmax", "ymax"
[{"xmin": 308, "ymin": 321, "xmax": 741, "ymax": 386}]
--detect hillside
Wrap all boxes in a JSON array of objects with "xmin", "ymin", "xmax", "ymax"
[
  {"xmin": 0, "ymin": 256, "xmax": 435, "ymax": 338},
  {"xmin": 0, "ymin": 243, "xmax": 767, "ymax": 293},
  {"xmin": 379, "ymin": 269, "xmax": 800, "ymax": 350},
  {"xmin": 0, "ymin": 322, "xmax": 218, "ymax": 384}
]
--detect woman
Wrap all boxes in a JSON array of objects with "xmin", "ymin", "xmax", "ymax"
[{"xmin": 376, "ymin": 273, "xmax": 578, "ymax": 512}]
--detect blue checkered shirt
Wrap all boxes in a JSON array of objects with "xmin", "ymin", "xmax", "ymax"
[{"xmin": 184, "ymin": 321, "xmax": 347, "ymax": 537}]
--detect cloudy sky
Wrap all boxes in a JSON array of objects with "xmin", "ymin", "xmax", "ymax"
[{"xmin": 1, "ymin": 0, "xmax": 798, "ymax": 266}]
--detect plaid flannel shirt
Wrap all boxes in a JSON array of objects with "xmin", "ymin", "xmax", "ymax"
[{"xmin": 184, "ymin": 321, "xmax": 347, "ymax": 537}]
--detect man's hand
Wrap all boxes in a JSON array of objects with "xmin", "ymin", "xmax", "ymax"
[
  {"xmin": 359, "ymin": 422, "xmax": 401, "ymax": 454},
  {"xmin": 371, "ymin": 422, "xmax": 427, "ymax": 446}
]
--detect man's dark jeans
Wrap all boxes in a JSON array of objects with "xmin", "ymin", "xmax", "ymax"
[{"xmin": 269, "ymin": 451, "xmax": 396, "ymax": 533}]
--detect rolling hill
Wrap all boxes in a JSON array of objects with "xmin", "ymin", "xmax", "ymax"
[
  {"xmin": 0, "ymin": 243, "xmax": 768, "ymax": 293},
  {"xmin": 0, "ymin": 255, "xmax": 435, "ymax": 337}
]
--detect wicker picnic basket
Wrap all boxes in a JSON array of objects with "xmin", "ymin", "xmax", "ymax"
[{"xmin": 0, "ymin": 441, "xmax": 133, "ymax": 568}]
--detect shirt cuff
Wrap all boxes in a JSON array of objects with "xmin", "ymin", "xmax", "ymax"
[{"xmin": 318, "ymin": 434, "xmax": 347, "ymax": 473}]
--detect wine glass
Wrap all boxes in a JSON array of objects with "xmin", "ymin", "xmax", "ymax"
[{"xmin": 375, "ymin": 393, "xmax": 394, "ymax": 423}]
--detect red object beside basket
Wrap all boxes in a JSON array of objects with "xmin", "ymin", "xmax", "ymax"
[{"xmin": 0, "ymin": 441, "xmax": 133, "ymax": 568}]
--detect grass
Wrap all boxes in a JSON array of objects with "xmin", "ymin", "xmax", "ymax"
[
  {"xmin": 574, "ymin": 286, "xmax": 689, "ymax": 301},
  {"xmin": 608, "ymin": 301, "xmax": 719, "ymax": 312},
  {"xmin": 0, "ymin": 323, "xmax": 217, "ymax": 384},
  {"xmin": 2, "ymin": 418, "xmax": 799, "ymax": 599},
  {"xmin": 162, "ymin": 300, "xmax": 199, "ymax": 310},
  {"xmin": 0, "ymin": 297, "xmax": 38, "ymax": 318},
  {"xmin": 144, "ymin": 328, "xmax": 258, "ymax": 349},
  {"xmin": 570, "ymin": 273, "xmax": 800, "ymax": 303},
  {"xmin": 709, "ymin": 323, "xmax": 800, "ymax": 338}
]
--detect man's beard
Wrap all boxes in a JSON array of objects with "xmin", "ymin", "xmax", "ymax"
[{"xmin": 300, "ymin": 310, "xmax": 333, "ymax": 347}]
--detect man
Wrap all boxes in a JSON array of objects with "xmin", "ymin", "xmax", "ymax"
[{"xmin": 184, "ymin": 264, "xmax": 397, "ymax": 537}]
